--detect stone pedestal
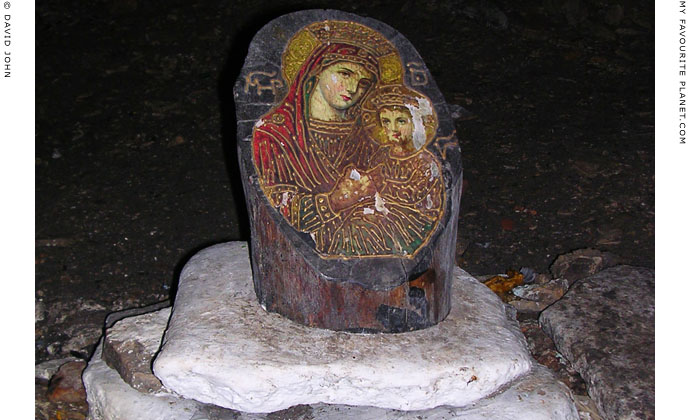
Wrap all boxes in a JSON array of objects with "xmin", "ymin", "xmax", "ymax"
[{"xmin": 83, "ymin": 242, "xmax": 579, "ymax": 419}]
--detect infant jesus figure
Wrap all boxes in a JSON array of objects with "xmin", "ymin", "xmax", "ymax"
[{"xmin": 318, "ymin": 84, "xmax": 446, "ymax": 257}]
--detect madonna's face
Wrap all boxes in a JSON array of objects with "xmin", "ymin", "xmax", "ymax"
[
  {"xmin": 379, "ymin": 107, "xmax": 415, "ymax": 156},
  {"xmin": 317, "ymin": 62, "xmax": 373, "ymax": 111}
]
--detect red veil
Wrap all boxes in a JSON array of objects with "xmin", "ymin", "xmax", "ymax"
[{"xmin": 252, "ymin": 42, "xmax": 381, "ymax": 232}]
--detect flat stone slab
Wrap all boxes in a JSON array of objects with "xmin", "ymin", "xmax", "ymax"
[
  {"xmin": 84, "ymin": 315, "xmax": 578, "ymax": 419},
  {"xmin": 540, "ymin": 265, "xmax": 654, "ymax": 420},
  {"xmin": 152, "ymin": 242, "xmax": 535, "ymax": 412}
]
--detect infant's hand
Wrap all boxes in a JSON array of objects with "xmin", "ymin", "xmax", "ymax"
[{"xmin": 328, "ymin": 167, "xmax": 378, "ymax": 212}]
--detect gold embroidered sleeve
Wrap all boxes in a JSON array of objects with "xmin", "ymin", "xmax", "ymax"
[
  {"xmin": 381, "ymin": 156, "xmax": 443, "ymax": 206},
  {"xmin": 299, "ymin": 193, "xmax": 338, "ymax": 232}
]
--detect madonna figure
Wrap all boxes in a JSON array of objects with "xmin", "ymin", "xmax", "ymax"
[{"xmin": 252, "ymin": 20, "xmax": 405, "ymax": 256}]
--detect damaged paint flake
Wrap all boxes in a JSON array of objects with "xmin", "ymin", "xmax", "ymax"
[
  {"xmin": 405, "ymin": 97, "xmax": 433, "ymax": 151},
  {"xmin": 429, "ymin": 161, "xmax": 439, "ymax": 178},
  {"xmin": 280, "ymin": 191, "xmax": 290, "ymax": 207},
  {"xmin": 374, "ymin": 192, "xmax": 390, "ymax": 215}
]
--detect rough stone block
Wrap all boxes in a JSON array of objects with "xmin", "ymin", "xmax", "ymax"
[
  {"xmin": 153, "ymin": 242, "xmax": 534, "ymax": 413},
  {"xmin": 47, "ymin": 360, "xmax": 87, "ymax": 403},
  {"xmin": 540, "ymin": 265, "xmax": 654, "ymax": 420},
  {"xmin": 549, "ymin": 248, "xmax": 619, "ymax": 286},
  {"xmin": 102, "ymin": 307, "xmax": 170, "ymax": 393}
]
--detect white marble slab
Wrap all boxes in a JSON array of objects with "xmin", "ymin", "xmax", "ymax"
[{"xmin": 152, "ymin": 242, "xmax": 535, "ymax": 413}]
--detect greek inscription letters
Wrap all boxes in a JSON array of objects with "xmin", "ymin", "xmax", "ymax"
[
  {"xmin": 435, "ymin": 131, "xmax": 459, "ymax": 159},
  {"xmin": 406, "ymin": 62, "xmax": 429, "ymax": 86},
  {"xmin": 244, "ymin": 70, "xmax": 284, "ymax": 97}
]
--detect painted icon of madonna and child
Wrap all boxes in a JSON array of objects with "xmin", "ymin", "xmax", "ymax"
[{"xmin": 252, "ymin": 20, "xmax": 445, "ymax": 259}]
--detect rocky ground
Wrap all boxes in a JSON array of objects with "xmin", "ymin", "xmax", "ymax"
[{"xmin": 35, "ymin": 0, "xmax": 653, "ymax": 418}]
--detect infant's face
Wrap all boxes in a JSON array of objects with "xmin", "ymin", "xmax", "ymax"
[{"xmin": 379, "ymin": 108, "xmax": 414, "ymax": 156}]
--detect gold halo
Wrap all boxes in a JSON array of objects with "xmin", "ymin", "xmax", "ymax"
[{"xmin": 281, "ymin": 20, "xmax": 402, "ymax": 85}]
